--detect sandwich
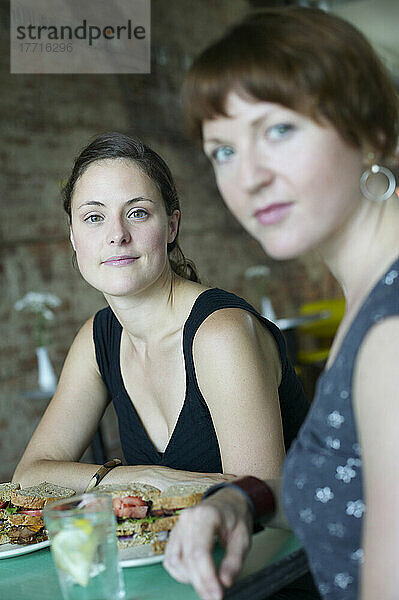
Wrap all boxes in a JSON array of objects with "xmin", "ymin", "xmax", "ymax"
[
  {"xmin": 0, "ymin": 481, "xmax": 76, "ymax": 545},
  {"xmin": 94, "ymin": 482, "xmax": 162, "ymax": 549},
  {"xmin": 95, "ymin": 482, "xmax": 209, "ymax": 552},
  {"xmin": 0, "ymin": 482, "xmax": 20, "ymax": 545}
]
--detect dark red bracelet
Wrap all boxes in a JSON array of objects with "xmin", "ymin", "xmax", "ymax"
[
  {"xmin": 229, "ymin": 476, "xmax": 276, "ymax": 522},
  {"xmin": 202, "ymin": 476, "xmax": 276, "ymax": 525}
]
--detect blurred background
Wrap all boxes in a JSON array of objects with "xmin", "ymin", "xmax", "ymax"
[{"xmin": 1, "ymin": 0, "xmax": 398, "ymax": 481}]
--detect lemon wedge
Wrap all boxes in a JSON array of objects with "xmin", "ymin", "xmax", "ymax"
[
  {"xmin": 51, "ymin": 519, "xmax": 99, "ymax": 587},
  {"xmin": 73, "ymin": 517, "xmax": 93, "ymax": 536}
]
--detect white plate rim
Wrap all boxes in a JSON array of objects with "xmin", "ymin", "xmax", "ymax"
[
  {"xmin": 118, "ymin": 543, "xmax": 164, "ymax": 568},
  {"xmin": 0, "ymin": 539, "xmax": 50, "ymax": 559},
  {"xmin": 119, "ymin": 552, "xmax": 164, "ymax": 568}
]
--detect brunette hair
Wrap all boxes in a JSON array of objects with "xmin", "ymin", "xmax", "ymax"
[
  {"xmin": 183, "ymin": 7, "xmax": 399, "ymax": 162},
  {"xmin": 62, "ymin": 132, "xmax": 200, "ymax": 283}
]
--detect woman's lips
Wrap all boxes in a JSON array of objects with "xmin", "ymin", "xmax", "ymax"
[
  {"xmin": 102, "ymin": 256, "xmax": 138, "ymax": 267},
  {"xmin": 254, "ymin": 203, "xmax": 293, "ymax": 225}
]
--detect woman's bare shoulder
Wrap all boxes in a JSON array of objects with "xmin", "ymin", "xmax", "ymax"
[
  {"xmin": 194, "ymin": 305, "xmax": 275, "ymax": 347},
  {"xmin": 62, "ymin": 315, "xmax": 99, "ymax": 372}
]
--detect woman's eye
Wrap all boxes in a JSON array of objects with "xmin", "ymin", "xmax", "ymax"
[
  {"xmin": 211, "ymin": 145, "xmax": 235, "ymax": 165},
  {"xmin": 85, "ymin": 214, "xmax": 103, "ymax": 223},
  {"xmin": 267, "ymin": 123, "xmax": 294, "ymax": 141},
  {"xmin": 129, "ymin": 209, "xmax": 148, "ymax": 219}
]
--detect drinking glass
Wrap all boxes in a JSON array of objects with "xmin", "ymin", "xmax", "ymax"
[{"xmin": 43, "ymin": 493, "xmax": 125, "ymax": 600}]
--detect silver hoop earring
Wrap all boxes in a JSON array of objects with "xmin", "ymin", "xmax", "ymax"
[{"xmin": 360, "ymin": 164, "xmax": 396, "ymax": 202}]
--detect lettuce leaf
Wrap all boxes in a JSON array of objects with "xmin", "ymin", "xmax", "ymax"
[{"xmin": 5, "ymin": 503, "xmax": 18, "ymax": 515}]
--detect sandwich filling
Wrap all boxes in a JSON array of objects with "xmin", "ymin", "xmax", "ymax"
[{"xmin": 0, "ymin": 482, "xmax": 75, "ymax": 545}]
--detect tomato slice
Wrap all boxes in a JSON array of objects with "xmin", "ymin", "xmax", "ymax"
[
  {"xmin": 19, "ymin": 509, "xmax": 43, "ymax": 516},
  {"xmin": 112, "ymin": 496, "xmax": 148, "ymax": 519}
]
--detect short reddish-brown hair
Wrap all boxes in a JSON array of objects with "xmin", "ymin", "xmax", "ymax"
[{"xmin": 183, "ymin": 7, "xmax": 399, "ymax": 162}]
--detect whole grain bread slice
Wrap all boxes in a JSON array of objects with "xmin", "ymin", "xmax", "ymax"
[
  {"xmin": 0, "ymin": 532, "xmax": 11, "ymax": 545},
  {"xmin": 146, "ymin": 514, "xmax": 179, "ymax": 533},
  {"xmin": 0, "ymin": 482, "xmax": 20, "ymax": 502},
  {"xmin": 152, "ymin": 483, "xmax": 209, "ymax": 511},
  {"xmin": 11, "ymin": 482, "xmax": 76, "ymax": 509},
  {"xmin": 95, "ymin": 482, "xmax": 161, "ymax": 503}
]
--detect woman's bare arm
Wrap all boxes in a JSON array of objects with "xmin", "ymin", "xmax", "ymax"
[
  {"xmin": 353, "ymin": 317, "xmax": 399, "ymax": 600},
  {"xmin": 193, "ymin": 308, "xmax": 286, "ymax": 481},
  {"xmin": 13, "ymin": 317, "xmax": 111, "ymax": 490}
]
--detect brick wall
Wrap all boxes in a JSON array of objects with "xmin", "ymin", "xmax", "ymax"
[{"xmin": 0, "ymin": 0, "xmax": 339, "ymax": 482}]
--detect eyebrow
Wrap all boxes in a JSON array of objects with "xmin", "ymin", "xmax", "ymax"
[
  {"xmin": 203, "ymin": 112, "xmax": 279, "ymax": 146},
  {"xmin": 77, "ymin": 197, "xmax": 155, "ymax": 210},
  {"xmin": 203, "ymin": 137, "xmax": 225, "ymax": 146}
]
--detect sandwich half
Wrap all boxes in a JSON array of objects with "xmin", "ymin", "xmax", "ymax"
[
  {"xmin": 96, "ymin": 482, "xmax": 209, "ymax": 551},
  {"xmin": 2, "ymin": 482, "xmax": 76, "ymax": 545}
]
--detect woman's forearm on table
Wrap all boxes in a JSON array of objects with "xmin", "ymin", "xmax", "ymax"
[
  {"xmin": 13, "ymin": 459, "xmax": 235, "ymax": 493},
  {"xmin": 13, "ymin": 459, "xmax": 100, "ymax": 492}
]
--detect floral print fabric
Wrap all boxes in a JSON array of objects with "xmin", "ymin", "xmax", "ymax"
[{"xmin": 282, "ymin": 259, "xmax": 399, "ymax": 599}]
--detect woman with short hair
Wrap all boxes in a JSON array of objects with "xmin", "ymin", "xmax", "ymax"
[{"xmin": 165, "ymin": 8, "xmax": 399, "ymax": 600}]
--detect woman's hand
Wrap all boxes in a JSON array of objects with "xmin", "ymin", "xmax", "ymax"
[{"xmin": 164, "ymin": 487, "xmax": 253, "ymax": 600}]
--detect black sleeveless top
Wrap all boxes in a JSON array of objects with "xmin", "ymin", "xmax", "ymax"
[
  {"xmin": 282, "ymin": 257, "xmax": 399, "ymax": 599},
  {"xmin": 93, "ymin": 288, "xmax": 308, "ymax": 471}
]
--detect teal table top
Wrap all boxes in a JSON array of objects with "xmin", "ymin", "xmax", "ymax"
[{"xmin": 0, "ymin": 529, "xmax": 304, "ymax": 600}]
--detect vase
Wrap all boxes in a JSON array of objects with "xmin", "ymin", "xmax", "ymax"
[
  {"xmin": 36, "ymin": 346, "xmax": 57, "ymax": 394},
  {"xmin": 261, "ymin": 296, "xmax": 276, "ymax": 321}
]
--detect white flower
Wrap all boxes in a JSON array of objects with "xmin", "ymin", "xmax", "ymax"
[
  {"xmin": 335, "ymin": 465, "xmax": 356, "ymax": 483},
  {"xmin": 325, "ymin": 436, "xmax": 340, "ymax": 450},
  {"xmin": 384, "ymin": 270, "xmax": 398, "ymax": 285},
  {"xmin": 318, "ymin": 583, "xmax": 331, "ymax": 595},
  {"xmin": 14, "ymin": 292, "xmax": 61, "ymax": 313},
  {"xmin": 294, "ymin": 474, "xmax": 307, "ymax": 489},
  {"xmin": 328, "ymin": 522, "xmax": 345, "ymax": 538},
  {"xmin": 323, "ymin": 382, "xmax": 334, "ymax": 395},
  {"xmin": 43, "ymin": 309, "xmax": 55, "ymax": 320},
  {"xmin": 350, "ymin": 548, "xmax": 364, "ymax": 563},
  {"xmin": 334, "ymin": 573, "xmax": 353, "ymax": 589},
  {"xmin": 14, "ymin": 291, "xmax": 61, "ymax": 346},
  {"xmin": 299, "ymin": 508, "xmax": 315, "ymax": 524},
  {"xmin": 346, "ymin": 500, "xmax": 365, "ymax": 518},
  {"xmin": 315, "ymin": 487, "xmax": 334, "ymax": 503},
  {"xmin": 311, "ymin": 455, "xmax": 326, "ymax": 467},
  {"xmin": 347, "ymin": 457, "xmax": 361, "ymax": 468},
  {"xmin": 327, "ymin": 411, "xmax": 345, "ymax": 428}
]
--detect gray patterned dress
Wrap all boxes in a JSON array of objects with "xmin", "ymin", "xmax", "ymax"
[{"xmin": 282, "ymin": 257, "xmax": 399, "ymax": 599}]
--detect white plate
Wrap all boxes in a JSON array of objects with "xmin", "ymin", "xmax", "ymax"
[
  {"xmin": 119, "ymin": 543, "xmax": 164, "ymax": 568},
  {"xmin": 0, "ymin": 539, "xmax": 50, "ymax": 559},
  {"xmin": 0, "ymin": 536, "xmax": 164, "ymax": 566}
]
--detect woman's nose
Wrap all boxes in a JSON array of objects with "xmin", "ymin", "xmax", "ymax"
[
  {"xmin": 107, "ymin": 218, "xmax": 131, "ymax": 245},
  {"xmin": 239, "ymin": 148, "xmax": 273, "ymax": 193}
]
